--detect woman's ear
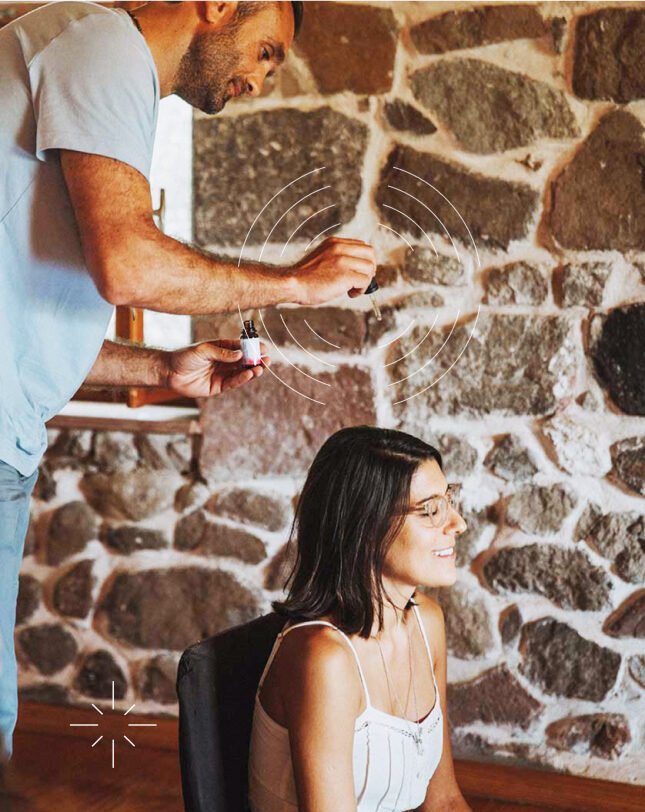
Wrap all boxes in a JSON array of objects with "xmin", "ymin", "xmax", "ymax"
[{"xmin": 203, "ymin": 1, "xmax": 238, "ymax": 26}]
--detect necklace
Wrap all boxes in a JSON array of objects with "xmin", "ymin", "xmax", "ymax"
[{"xmin": 375, "ymin": 621, "xmax": 424, "ymax": 758}]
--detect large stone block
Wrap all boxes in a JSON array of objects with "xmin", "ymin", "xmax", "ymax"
[
  {"xmin": 260, "ymin": 306, "xmax": 367, "ymax": 353},
  {"xmin": 44, "ymin": 429, "xmax": 92, "ymax": 472},
  {"xmin": 411, "ymin": 60, "xmax": 577, "ymax": 154},
  {"xmin": 484, "ymin": 262, "xmax": 548, "ymax": 305},
  {"xmin": 199, "ymin": 363, "xmax": 376, "ymax": 481},
  {"xmin": 581, "ymin": 511, "xmax": 645, "ymax": 585},
  {"xmin": 591, "ymin": 305, "xmax": 645, "ymax": 416},
  {"xmin": 573, "ymin": 9, "xmax": 645, "ymax": 102},
  {"xmin": 99, "ymin": 568, "xmax": 259, "ymax": 651},
  {"xmin": 505, "ymin": 484, "xmax": 577, "ymax": 535},
  {"xmin": 546, "ymin": 714, "xmax": 630, "ymax": 760},
  {"xmin": 610, "ymin": 437, "xmax": 645, "ymax": 496},
  {"xmin": 554, "ymin": 262, "xmax": 611, "ymax": 308},
  {"xmin": 376, "ymin": 145, "xmax": 538, "ymax": 249},
  {"xmin": 53, "ymin": 560, "xmax": 95, "ymax": 619},
  {"xmin": 174, "ymin": 510, "xmax": 267, "ymax": 565},
  {"xmin": 383, "ymin": 101, "xmax": 436, "ymax": 136},
  {"xmin": 499, "ymin": 604, "xmax": 522, "ymax": 646},
  {"xmin": 76, "ymin": 651, "xmax": 127, "ymax": 700},
  {"xmin": 194, "ymin": 108, "xmax": 367, "ymax": 248},
  {"xmin": 91, "ymin": 432, "xmax": 138, "ymax": 474},
  {"xmin": 410, "ymin": 5, "xmax": 545, "ymax": 54},
  {"xmin": 484, "ymin": 435, "xmax": 537, "ymax": 482},
  {"xmin": 293, "ymin": 2, "xmax": 397, "ymax": 95},
  {"xmin": 482, "ymin": 544, "xmax": 611, "ymax": 611},
  {"xmin": 434, "ymin": 584, "xmax": 494, "ymax": 659},
  {"xmin": 81, "ymin": 470, "xmax": 180, "ymax": 521},
  {"xmin": 603, "ymin": 591, "xmax": 645, "ymax": 639},
  {"xmin": 447, "ymin": 664, "xmax": 543, "ymax": 729},
  {"xmin": 519, "ymin": 618, "xmax": 620, "ymax": 700},
  {"xmin": 389, "ymin": 313, "xmax": 577, "ymax": 418},
  {"xmin": 549, "ymin": 111, "xmax": 645, "ymax": 251},
  {"xmin": 402, "ymin": 248, "xmax": 466, "ymax": 286},
  {"xmin": 206, "ymin": 488, "xmax": 291, "ymax": 533},
  {"xmin": 18, "ymin": 624, "xmax": 77, "ymax": 676},
  {"xmin": 102, "ymin": 525, "xmax": 167, "ymax": 555},
  {"xmin": 541, "ymin": 412, "xmax": 611, "ymax": 478},
  {"xmin": 47, "ymin": 502, "xmax": 98, "ymax": 565}
]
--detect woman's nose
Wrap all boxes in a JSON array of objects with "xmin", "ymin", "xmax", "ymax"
[{"xmin": 447, "ymin": 506, "xmax": 467, "ymax": 535}]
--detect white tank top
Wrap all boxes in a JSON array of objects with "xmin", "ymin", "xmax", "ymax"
[{"xmin": 248, "ymin": 605, "xmax": 443, "ymax": 811}]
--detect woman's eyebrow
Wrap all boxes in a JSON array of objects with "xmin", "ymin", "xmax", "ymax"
[{"xmin": 413, "ymin": 486, "xmax": 448, "ymax": 506}]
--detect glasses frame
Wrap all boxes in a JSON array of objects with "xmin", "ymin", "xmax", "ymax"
[{"xmin": 409, "ymin": 483, "xmax": 462, "ymax": 528}]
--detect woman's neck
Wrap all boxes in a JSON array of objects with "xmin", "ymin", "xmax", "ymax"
[{"xmin": 370, "ymin": 580, "xmax": 416, "ymax": 640}]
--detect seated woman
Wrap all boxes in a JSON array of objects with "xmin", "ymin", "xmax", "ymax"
[{"xmin": 248, "ymin": 426, "xmax": 471, "ymax": 812}]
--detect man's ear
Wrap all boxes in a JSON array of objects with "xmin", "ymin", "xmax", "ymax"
[{"xmin": 203, "ymin": 1, "xmax": 238, "ymax": 27}]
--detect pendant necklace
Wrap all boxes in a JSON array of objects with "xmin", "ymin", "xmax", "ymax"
[{"xmin": 375, "ymin": 620, "xmax": 424, "ymax": 758}]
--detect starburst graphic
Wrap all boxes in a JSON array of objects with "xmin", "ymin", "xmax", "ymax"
[{"xmin": 68, "ymin": 681, "xmax": 157, "ymax": 769}]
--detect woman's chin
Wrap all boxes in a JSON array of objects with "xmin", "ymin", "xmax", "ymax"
[{"xmin": 419, "ymin": 566, "xmax": 458, "ymax": 589}]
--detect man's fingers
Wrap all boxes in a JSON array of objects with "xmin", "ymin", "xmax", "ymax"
[
  {"xmin": 219, "ymin": 367, "xmax": 261, "ymax": 392},
  {"xmin": 198, "ymin": 341, "xmax": 242, "ymax": 362}
]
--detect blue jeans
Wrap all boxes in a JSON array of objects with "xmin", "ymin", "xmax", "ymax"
[{"xmin": 0, "ymin": 460, "xmax": 37, "ymax": 762}]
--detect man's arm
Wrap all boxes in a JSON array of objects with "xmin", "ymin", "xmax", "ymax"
[
  {"xmin": 85, "ymin": 340, "xmax": 168, "ymax": 387},
  {"xmin": 60, "ymin": 151, "xmax": 376, "ymax": 314}
]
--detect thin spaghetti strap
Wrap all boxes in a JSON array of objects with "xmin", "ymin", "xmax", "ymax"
[
  {"xmin": 277, "ymin": 620, "xmax": 372, "ymax": 707},
  {"xmin": 257, "ymin": 620, "xmax": 290, "ymax": 690},
  {"xmin": 412, "ymin": 604, "xmax": 438, "ymax": 688}
]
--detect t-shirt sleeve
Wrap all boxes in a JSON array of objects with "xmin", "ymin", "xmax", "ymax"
[{"xmin": 28, "ymin": 12, "xmax": 158, "ymax": 179}]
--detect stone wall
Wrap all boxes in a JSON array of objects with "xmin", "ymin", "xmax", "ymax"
[{"xmin": 12, "ymin": 1, "xmax": 645, "ymax": 786}]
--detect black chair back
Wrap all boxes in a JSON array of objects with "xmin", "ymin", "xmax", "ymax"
[{"xmin": 177, "ymin": 612, "xmax": 285, "ymax": 812}]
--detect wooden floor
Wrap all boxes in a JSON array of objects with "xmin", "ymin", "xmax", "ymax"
[{"xmin": 1, "ymin": 703, "xmax": 643, "ymax": 812}]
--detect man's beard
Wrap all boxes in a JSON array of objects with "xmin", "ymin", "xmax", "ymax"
[{"xmin": 173, "ymin": 28, "xmax": 242, "ymax": 115}]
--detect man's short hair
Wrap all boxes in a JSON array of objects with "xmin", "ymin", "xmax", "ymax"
[
  {"xmin": 291, "ymin": 1, "xmax": 303, "ymax": 37},
  {"xmin": 234, "ymin": 1, "xmax": 304, "ymax": 38}
]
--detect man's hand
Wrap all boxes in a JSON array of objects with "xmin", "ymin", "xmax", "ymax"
[
  {"xmin": 165, "ymin": 340, "xmax": 269, "ymax": 398},
  {"xmin": 60, "ymin": 152, "xmax": 377, "ymax": 314},
  {"xmin": 288, "ymin": 236, "xmax": 377, "ymax": 306}
]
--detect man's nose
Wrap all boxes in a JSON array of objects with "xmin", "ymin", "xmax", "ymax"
[{"xmin": 244, "ymin": 76, "xmax": 262, "ymax": 97}]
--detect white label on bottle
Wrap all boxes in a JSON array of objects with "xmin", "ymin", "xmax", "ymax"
[{"xmin": 241, "ymin": 336, "xmax": 262, "ymax": 366}]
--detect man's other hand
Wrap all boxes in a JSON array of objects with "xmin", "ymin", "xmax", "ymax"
[
  {"xmin": 166, "ymin": 340, "xmax": 269, "ymax": 398},
  {"xmin": 289, "ymin": 237, "xmax": 377, "ymax": 306}
]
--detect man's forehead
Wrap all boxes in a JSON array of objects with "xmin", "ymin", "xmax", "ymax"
[{"xmin": 252, "ymin": 1, "xmax": 295, "ymax": 50}]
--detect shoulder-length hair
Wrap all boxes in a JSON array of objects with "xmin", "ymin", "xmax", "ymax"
[{"xmin": 273, "ymin": 426, "xmax": 443, "ymax": 638}]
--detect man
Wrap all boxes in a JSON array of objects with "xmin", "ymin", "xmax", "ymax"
[{"xmin": 0, "ymin": 0, "xmax": 377, "ymax": 762}]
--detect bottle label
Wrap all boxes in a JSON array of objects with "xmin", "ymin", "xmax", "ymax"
[{"xmin": 241, "ymin": 336, "xmax": 262, "ymax": 366}]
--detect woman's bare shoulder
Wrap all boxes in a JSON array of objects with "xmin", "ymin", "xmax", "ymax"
[{"xmin": 274, "ymin": 624, "xmax": 363, "ymax": 714}]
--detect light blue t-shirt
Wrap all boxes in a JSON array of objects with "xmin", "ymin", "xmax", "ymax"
[{"xmin": 0, "ymin": 1, "xmax": 159, "ymax": 476}]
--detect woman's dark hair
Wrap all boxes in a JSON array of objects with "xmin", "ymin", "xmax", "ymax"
[{"xmin": 273, "ymin": 426, "xmax": 443, "ymax": 638}]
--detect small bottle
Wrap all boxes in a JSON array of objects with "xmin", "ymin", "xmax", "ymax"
[{"xmin": 240, "ymin": 319, "xmax": 262, "ymax": 367}]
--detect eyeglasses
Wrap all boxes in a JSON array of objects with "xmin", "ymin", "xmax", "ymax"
[{"xmin": 408, "ymin": 483, "xmax": 462, "ymax": 528}]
